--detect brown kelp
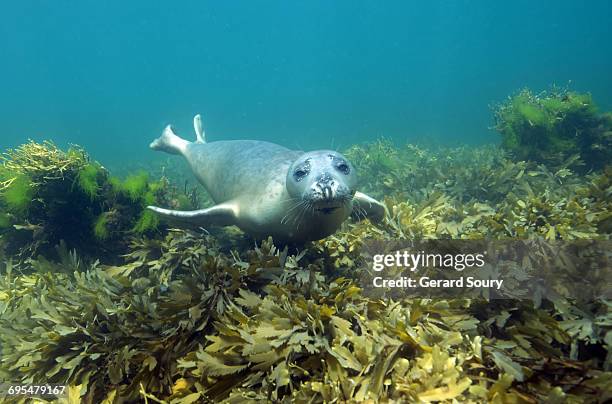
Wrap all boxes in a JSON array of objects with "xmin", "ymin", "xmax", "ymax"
[
  {"xmin": 1, "ymin": 231, "xmax": 609, "ymax": 402},
  {"xmin": 0, "ymin": 131, "xmax": 611, "ymax": 403}
]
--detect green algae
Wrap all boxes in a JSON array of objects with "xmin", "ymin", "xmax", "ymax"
[
  {"xmin": 176, "ymin": 194, "xmax": 193, "ymax": 210},
  {"xmin": 2, "ymin": 174, "xmax": 33, "ymax": 213},
  {"xmin": 515, "ymin": 92, "xmax": 550, "ymax": 128},
  {"xmin": 494, "ymin": 88, "xmax": 611, "ymax": 171},
  {"xmin": 120, "ymin": 171, "xmax": 149, "ymax": 201},
  {"xmin": 142, "ymin": 190, "xmax": 156, "ymax": 207},
  {"xmin": 0, "ymin": 141, "xmax": 170, "ymax": 260},
  {"xmin": 132, "ymin": 209, "xmax": 159, "ymax": 233},
  {"xmin": 148, "ymin": 179, "xmax": 165, "ymax": 193},
  {"xmin": 93, "ymin": 212, "xmax": 111, "ymax": 240},
  {"xmin": 0, "ymin": 212, "xmax": 10, "ymax": 229},
  {"xmin": 77, "ymin": 163, "xmax": 101, "ymax": 199},
  {"xmin": 108, "ymin": 175, "xmax": 123, "ymax": 192}
]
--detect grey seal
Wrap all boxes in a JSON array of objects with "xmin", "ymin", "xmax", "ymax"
[{"xmin": 148, "ymin": 114, "xmax": 386, "ymax": 243}]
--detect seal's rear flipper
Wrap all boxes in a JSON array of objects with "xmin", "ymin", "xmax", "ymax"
[
  {"xmin": 351, "ymin": 191, "xmax": 388, "ymax": 223},
  {"xmin": 150, "ymin": 125, "xmax": 190, "ymax": 155},
  {"xmin": 147, "ymin": 202, "xmax": 238, "ymax": 229},
  {"xmin": 193, "ymin": 114, "xmax": 206, "ymax": 143}
]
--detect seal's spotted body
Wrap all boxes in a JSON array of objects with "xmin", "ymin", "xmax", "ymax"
[{"xmin": 148, "ymin": 114, "xmax": 386, "ymax": 243}]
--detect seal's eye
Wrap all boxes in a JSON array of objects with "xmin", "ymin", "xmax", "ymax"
[
  {"xmin": 294, "ymin": 169, "xmax": 308, "ymax": 181},
  {"xmin": 336, "ymin": 162, "xmax": 350, "ymax": 175}
]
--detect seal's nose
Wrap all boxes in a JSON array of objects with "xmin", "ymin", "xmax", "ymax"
[
  {"xmin": 322, "ymin": 185, "xmax": 333, "ymax": 201},
  {"xmin": 316, "ymin": 173, "xmax": 335, "ymax": 201}
]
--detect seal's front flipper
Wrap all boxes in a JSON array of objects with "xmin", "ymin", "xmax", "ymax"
[
  {"xmin": 351, "ymin": 191, "xmax": 387, "ymax": 223},
  {"xmin": 147, "ymin": 201, "xmax": 238, "ymax": 229}
]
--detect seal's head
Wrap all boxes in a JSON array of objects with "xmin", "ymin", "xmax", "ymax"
[{"xmin": 286, "ymin": 150, "xmax": 357, "ymax": 215}]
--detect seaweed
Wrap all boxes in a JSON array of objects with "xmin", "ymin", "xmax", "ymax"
[
  {"xmin": 3, "ymin": 232, "xmax": 608, "ymax": 402},
  {"xmin": 1, "ymin": 174, "xmax": 33, "ymax": 213},
  {"xmin": 118, "ymin": 171, "xmax": 150, "ymax": 201},
  {"xmin": 0, "ymin": 136, "xmax": 610, "ymax": 402},
  {"xmin": 494, "ymin": 87, "xmax": 612, "ymax": 171},
  {"xmin": 93, "ymin": 211, "xmax": 112, "ymax": 240},
  {"xmin": 0, "ymin": 212, "xmax": 10, "ymax": 229},
  {"xmin": 0, "ymin": 231, "xmax": 285, "ymax": 402},
  {"xmin": 77, "ymin": 163, "xmax": 101, "ymax": 199},
  {"xmin": 132, "ymin": 209, "xmax": 160, "ymax": 234},
  {"xmin": 0, "ymin": 141, "xmax": 175, "ymax": 261}
]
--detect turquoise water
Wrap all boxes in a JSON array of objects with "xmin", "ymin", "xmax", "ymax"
[{"xmin": 1, "ymin": 0, "xmax": 611, "ymax": 165}]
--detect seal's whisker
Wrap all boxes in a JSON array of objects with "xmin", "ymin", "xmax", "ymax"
[
  {"xmin": 357, "ymin": 208, "xmax": 366, "ymax": 221},
  {"xmin": 284, "ymin": 199, "xmax": 311, "ymax": 225},
  {"xmin": 293, "ymin": 200, "xmax": 312, "ymax": 229},
  {"xmin": 293, "ymin": 205, "xmax": 305, "ymax": 228},
  {"xmin": 357, "ymin": 206, "xmax": 368, "ymax": 221},
  {"xmin": 357, "ymin": 204, "xmax": 368, "ymax": 219},
  {"xmin": 351, "ymin": 201, "xmax": 368, "ymax": 221},
  {"xmin": 281, "ymin": 200, "xmax": 307, "ymax": 224},
  {"xmin": 285, "ymin": 200, "xmax": 307, "ymax": 215}
]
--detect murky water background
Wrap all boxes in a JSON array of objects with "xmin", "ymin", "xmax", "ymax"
[{"xmin": 1, "ymin": 0, "xmax": 611, "ymax": 166}]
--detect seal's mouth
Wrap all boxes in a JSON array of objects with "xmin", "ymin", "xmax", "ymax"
[
  {"xmin": 310, "ymin": 191, "xmax": 353, "ymax": 215},
  {"xmin": 316, "ymin": 206, "xmax": 340, "ymax": 214}
]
